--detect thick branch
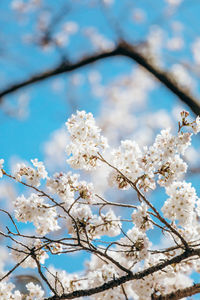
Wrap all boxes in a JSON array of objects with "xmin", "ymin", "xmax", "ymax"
[
  {"xmin": 152, "ymin": 283, "xmax": 200, "ymax": 300},
  {"xmin": 0, "ymin": 47, "xmax": 120, "ymax": 98},
  {"xmin": 0, "ymin": 41, "xmax": 200, "ymax": 115},
  {"xmin": 44, "ymin": 248, "xmax": 200, "ymax": 299}
]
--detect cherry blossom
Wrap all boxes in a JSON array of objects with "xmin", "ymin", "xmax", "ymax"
[
  {"xmin": 14, "ymin": 193, "xmax": 60, "ymax": 235},
  {"xmin": 66, "ymin": 110, "xmax": 108, "ymax": 170},
  {"xmin": 0, "ymin": 110, "xmax": 200, "ymax": 299},
  {"xmin": 14, "ymin": 159, "xmax": 47, "ymax": 187}
]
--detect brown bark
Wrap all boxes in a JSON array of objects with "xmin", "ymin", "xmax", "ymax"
[{"xmin": 152, "ymin": 283, "xmax": 200, "ymax": 300}]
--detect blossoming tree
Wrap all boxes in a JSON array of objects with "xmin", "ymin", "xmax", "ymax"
[
  {"xmin": 0, "ymin": 110, "xmax": 200, "ymax": 299},
  {"xmin": 1, "ymin": 1, "xmax": 200, "ymax": 299}
]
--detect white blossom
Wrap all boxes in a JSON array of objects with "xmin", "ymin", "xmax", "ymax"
[
  {"xmin": 132, "ymin": 203, "xmax": 153, "ymax": 231},
  {"xmin": 191, "ymin": 116, "xmax": 200, "ymax": 134},
  {"xmin": 176, "ymin": 132, "xmax": 192, "ymax": 154},
  {"xmin": 14, "ymin": 193, "xmax": 60, "ymax": 235},
  {"xmin": 141, "ymin": 128, "xmax": 190, "ymax": 188},
  {"xmin": 108, "ymin": 140, "xmax": 143, "ymax": 189},
  {"xmin": 162, "ymin": 181, "xmax": 198, "ymax": 226},
  {"xmin": 66, "ymin": 111, "xmax": 108, "ymax": 170},
  {"xmin": 66, "ymin": 204, "xmax": 121, "ymax": 240},
  {"xmin": 0, "ymin": 282, "xmax": 22, "ymax": 300},
  {"xmin": 76, "ymin": 181, "xmax": 95, "ymax": 203},
  {"xmin": 92, "ymin": 209, "xmax": 121, "ymax": 238},
  {"xmin": 14, "ymin": 159, "xmax": 47, "ymax": 187},
  {"xmin": 46, "ymin": 171, "xmax": 95, "ymax": 205},
  {"xmin": 26, "ymin": 282, "xmax": 45, "ymax": 299},
  {"xmin": 131, "ymin": 275, "xmax": 154, "ymax": 300},
  {"xmin": 46, "ymin": 172, "xmax": 76, "ymax": 206}
]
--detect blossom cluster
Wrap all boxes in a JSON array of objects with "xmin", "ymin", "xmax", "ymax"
[
  {"xmin": 107, "ymin": 128, "xmax": 191, "ymax": 192},
  {"xmin": 132, "ymin": 203, "xmax": 153, "ymax": 232},
  {"xmin": 162, "ymin": 181, "xmax": 198, "ymax": 226},
  {"xmin": 14, "ymin": 193, "xmax": 60, "ymax": 235},
  {"xmin": 66, "ymin": 110, "xmax": 108, "ymax": 170},
  {"xmin": 0, "ymin": 281, "xmax": 44, "ymax": 300},
  {"xmin": 46, "ymin": 171, "xmax": 120, "ymax": 240},
  {"xmin": 46, "ymin": 171, "xmax": 95, "ymax": 206},
  {"xmin": 14, "ymin": 159, "xmax": 47, "ymax": 187},
  {"xmin": 66, "ymin": 205, "xmax": 121, "ymax": 240}
]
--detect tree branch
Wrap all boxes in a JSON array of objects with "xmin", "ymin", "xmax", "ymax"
[
  {"xmin": 0, "ymin": 41, "xmax": 200, "ymax": 115},
  {"xmin": 152, "ymin": 283, "xmax": 200, "ymax": 300},
  {"xmin": 44, "ymin": 248, "xmax": 200, "ymax": 299}
]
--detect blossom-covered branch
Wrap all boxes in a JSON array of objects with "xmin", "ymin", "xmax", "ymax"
[{"xmin": 1, "ymin": 110, "xmax": 200, "ymax": 299}]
